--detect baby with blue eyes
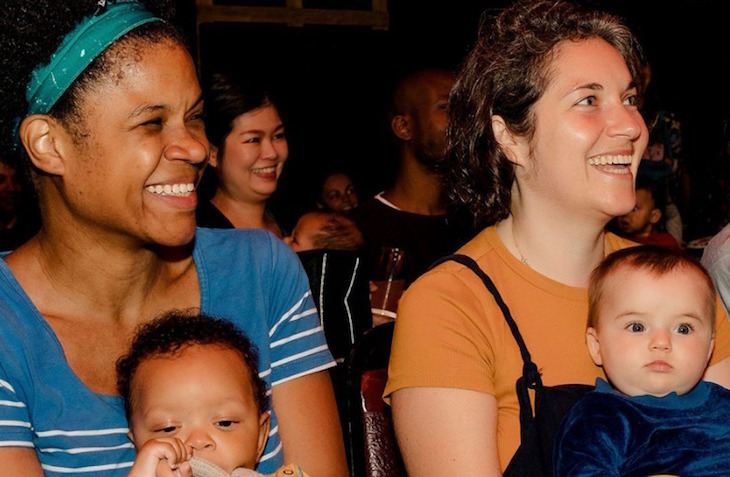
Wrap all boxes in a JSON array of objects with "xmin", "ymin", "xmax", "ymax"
[
  {"xmin": 117, "ymin": 311, "xmax": 308, "ymax": 477},
  {"xmin": 554, "ymin": 245, "xmax": 730, "ymax": 477}
]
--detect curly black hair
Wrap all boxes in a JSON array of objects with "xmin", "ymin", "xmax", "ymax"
[
  {"xmin": 0, "ymin": 0, "xmax": 184, "ymax": 177},
  {"xmin": 116, "ymin": 310, "xmax": 269, "ymax": 421},
  {"xmin": 444, "ymin": 0, "xmax": 644, "ymax": 229}
]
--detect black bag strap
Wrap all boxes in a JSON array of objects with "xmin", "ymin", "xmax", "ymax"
[
  {"xmin": 431, "ymin": 254, "xmax": 590, "ymax": 477},
  {"xmin": 429, "ymin": 254, "xmax": 541, "ymax": 385}
]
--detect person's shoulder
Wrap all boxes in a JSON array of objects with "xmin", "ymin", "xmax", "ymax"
[
  {"xmin": 195, "ymin": 199, "xmax": 233, "ymax": 228},
  {"xmin": 194, "ymin": 227, "xmax": 298, "ymax": 271},
  {"xmin": 351, "ymin": 194, "xmax": 391, "ymax": 217},
  {"xmin": 0, "ymin": 257, "xmax": 32, "ymax": 313},
  {"xmin": 704, "ymin": 380, "xmax": 730, "ymax": 398},
  {"xmin": 605, "ymin": 231, "xmax": 641, "ymax": 252},
  {"xmin": 404, "ymin": 228, "xmax": 495, "ymax": 292},
  {"xmin": 702, "ymin": 224, "xmax": 730, "ymax": 265},
  {"xmin": 195, "ymin": 226, "xmax": 277, "ymax": 247}
]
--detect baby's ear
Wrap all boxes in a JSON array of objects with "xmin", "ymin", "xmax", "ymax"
[
  {"xmin": 256, "ymin": 412, "xmax": 271, "ymax": 461},
  {"xmin": 585, "ymin": 327, "xmax": 603, "ymax": 366},
  {"xmin": 649, "ymin": 207, "xmax": 662, "ymax": 225},
  {"xmin": 707, "ymin": 336, "xmax": 716, "ymax": 365}
]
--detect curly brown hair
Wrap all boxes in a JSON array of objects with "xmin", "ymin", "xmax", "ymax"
[{"xmin": 444, "ymin": 0, "xmax": 644, "ymax": 229}]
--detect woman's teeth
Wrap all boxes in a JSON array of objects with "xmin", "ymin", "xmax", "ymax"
[
  {"xmin": 252, "ymin": 166, "xmax": 277, "ymax": 174},
  {"xmin": 587, "ymin": 155, "xmax": 632, "ymax": 166},
  {"xmin": 145, "ymin": 183, "xmax": 195, "ymax": 196}
]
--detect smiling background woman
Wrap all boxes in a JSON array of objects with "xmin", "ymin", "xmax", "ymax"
[
  {"xmin": 196, "ymin": 72, "xmax": 289, "ymax": 238},
  {"xmin": 383, "ymin": 0, "xmax": 730, "ymax": 475},
  {"xmin": 0, "ymin": 1, "xmax": 347, "ymax": 476}
]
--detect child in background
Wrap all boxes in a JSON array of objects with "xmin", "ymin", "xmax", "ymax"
[
  {"xmin": 617, "ymin": 175, "xmax": 681, "ymax": 249},
  {"xmin": 317, "ymin": 172, "xmax": 359, "ymax": 215},
  {"xmin": 284, "ymin": 210, "xmax": 364, "ymax": 253},
  {"xmin": 117, "ymin": 311, "xmax": 308, "ymax": 477},
  {"xmin": 554, "ymin": 246, "xmax": 730, "ymax": 477}
]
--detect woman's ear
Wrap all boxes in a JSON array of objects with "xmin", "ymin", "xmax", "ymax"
[
  {"xmin": 491, "ymin": 115, "xmax": 526, "ymax": 166},
  {"xmin": 208, "ymin": 145, "xmax": 220, "ymax": 168},
  {"xmin": 20, "ymin": 115, "xmax": 67, "ymax": 176}
]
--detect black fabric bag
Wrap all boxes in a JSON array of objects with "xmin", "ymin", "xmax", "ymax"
[{"xmin": 431, "ymin": 254, "xmax": 593, "ymax": 477}]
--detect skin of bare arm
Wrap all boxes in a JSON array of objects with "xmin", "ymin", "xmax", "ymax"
[
  {"xmin": 391, "ymin": 387, "xmax": 503, "ymax": 476},
  {"xmin": 0, "ymin": 448, "xmax": 45, "ymax": 477},
  {"xmin": 704, "ymin": 355, "xmax": 730, "ymax": 388},
  {"xmin": 271, "ymin": 371, "xmax": 348, "ymax": 477}
]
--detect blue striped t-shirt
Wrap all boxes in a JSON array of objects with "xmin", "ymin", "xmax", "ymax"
[{"xmin": 0, "ymin": 227, "xmax": 335, "ymax": 475}]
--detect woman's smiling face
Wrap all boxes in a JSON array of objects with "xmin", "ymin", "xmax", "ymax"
[
  {"xmin": 56, "ymin": 39, "xmax": 209, "ymax": 247},
  {"xmin": 514, "ymin": 38, "xmax": 648, "ymax": 222},
  {"xmin": 213, "ymin": 104, "xmax": 288, "ymax": 205}
]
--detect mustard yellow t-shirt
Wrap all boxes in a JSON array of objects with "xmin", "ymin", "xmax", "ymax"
[{"xmin": 384, "ymin": 226, "xmax": 730, "ymax": 471}]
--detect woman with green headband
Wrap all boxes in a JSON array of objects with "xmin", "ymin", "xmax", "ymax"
[{"xmin": 0, "ymin": 1, "xmax": 348, "ymax": 476}]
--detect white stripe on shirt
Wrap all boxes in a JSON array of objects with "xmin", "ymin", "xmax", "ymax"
[
  {"xmin": 270, "ymin": 326, "xmax": 323, "ymax": 348},
  {"xmin": 271, "ymin": 344, "xmax": 331, "ymax": 369},
  {"xmin": 0, "ymin": 399, "xmax": 26, "ymax": 408},
  {"xmin": 269, "ymin": 291, "xmax": 312, "ymax": 337},
  {"xmin": 39, "ymin": 442, "xmax": 135, "ymax": 454},
  {"xmin": 0, "ymin": 379, "xmax": 16, "ymax": 393},
  {"xmin": 259, "ymin": 440, "xmax": 283, "ymax": 463},
  {"xmin": 290, "ymin": 308, "xmax": 318, "ymax": 322},
  {"xmin": 0, "ymin": 419, "xmax": 31, "ymax": 428},
  {"xmin": 36, "ymin": 428, "xmax": 129, "ymax": 438},
  {"xmin": 0, "ymin": 440, "xmax": 34, "ymax": 447},
  {"xmin": 271, "ymin": 362, "xmax": 336, "ymax": 387},
  {"xmin": 41, "ymin": 461, "xmax": 134, "ymax": 473}
]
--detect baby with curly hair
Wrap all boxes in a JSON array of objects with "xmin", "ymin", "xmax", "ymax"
[{"xmin": 118, "ymin": 311, "xmax": 308, "ymax": 477}]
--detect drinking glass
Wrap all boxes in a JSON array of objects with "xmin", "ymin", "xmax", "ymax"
[{"xmin": 370, "ymin": 246, "xmax": 406, "ymax": 324}]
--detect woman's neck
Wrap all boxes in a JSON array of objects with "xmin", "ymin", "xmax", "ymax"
[
  {"xmin": 6, "ymin": 226, "xmax": 197, "ymax": 325},
  {"xmin": 211, "ymin": 191, "xmax": 268, "ymax": 229},
  {"xmin": 210, "ymin": 192, "xmax": 282, "ymax": 237},
  {"xmin": 497, "ymin": 211, "xmax": 608, "ymax": 288}
]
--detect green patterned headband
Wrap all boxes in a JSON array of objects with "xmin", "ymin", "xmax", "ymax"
[{"xmin": 15, "ymin": 0, "xmax": 162, "ymax": 146}]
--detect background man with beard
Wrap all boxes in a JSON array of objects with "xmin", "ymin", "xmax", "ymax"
[{"xmin": 351, "ymin": 68, "xmax": 475, "ymax": 314}]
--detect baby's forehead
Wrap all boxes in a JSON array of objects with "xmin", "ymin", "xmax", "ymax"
[
  {"xmin": 131, "ymin": 343, "xmax": 255, "ymax": 393},
  {"xmin": 608, "ymin": 261, "xmax": 702, "ymax": 281},
  {"xmin": 601, "ymin": 263, "xmax": 716, "ymax": 308},
  {"xmin": 298, "ymin": 212, "xmax": 331, "ymax": 228},
  {"xmin": 139, "ymin": 342, "xmax": 248, "ymax": 370},
  {"xmin": 176, "ymin": 342, "xmax": 244, "ymax": 358}
]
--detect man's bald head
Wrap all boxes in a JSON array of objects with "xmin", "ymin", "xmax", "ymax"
[{"xmin": 389, "ymin": 68, "xmax": 456, "ymax": 169}]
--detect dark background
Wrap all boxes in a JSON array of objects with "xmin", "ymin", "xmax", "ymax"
[{"xmin": 183, "ymin": 0, "xmax": 730, "ymax": 237}]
